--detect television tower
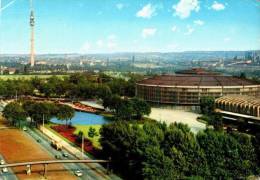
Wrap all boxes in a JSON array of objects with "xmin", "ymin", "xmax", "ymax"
[{"xmin": 29, "ymin": 0, "xmax": 35, "ymax": 67}]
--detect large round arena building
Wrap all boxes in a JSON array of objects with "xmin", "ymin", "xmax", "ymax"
[{"xmin": 136, "ymin": 72, "xmax": 260, "ymax": 105}]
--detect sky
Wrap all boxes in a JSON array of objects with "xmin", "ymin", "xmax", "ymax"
[{"xmin": 0, "ymin": 0, "xmax": 259, "ymax": 54}]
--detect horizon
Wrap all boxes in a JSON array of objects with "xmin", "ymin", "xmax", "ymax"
[
  {"xmin": 1, "ymin": 49, "xmax": 260, "ymax": 56},
  {"xmin": 0, "ymin": 0, "xmax": 259, "ymax": 54}
]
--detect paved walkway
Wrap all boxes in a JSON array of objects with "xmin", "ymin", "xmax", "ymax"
[{"xmin": 148, "ymin": 107, "xmax": 206, "ymax": 133}]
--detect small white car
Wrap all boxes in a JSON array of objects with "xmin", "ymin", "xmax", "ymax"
[
  {"xmin": 2, "ymin": 167, "xmax": 8, "ymax": 173},
  {"xmin": 23, "ymin": 127, "xmax": 27, "ymax": 131},
  {"xmin": 74, "ymin": 170, "xmax": 83, "ymax": 177},
  {"xmin": 0, "ymin": 160, "xmax": 5, "ymax": 165}
]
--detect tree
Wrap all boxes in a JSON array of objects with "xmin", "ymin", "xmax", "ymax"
[
  {"xmin": 103, "ymin": 95, "xmax": 121, "ymax": 111},
  {"xmin": 0, "ymin": 81, "xmax": 7, "ymax": 97},
  {"xmin": 132, "ymin": 98, "xmax": 151, "ymax": 119},
  {"xmin": 240, "ymin": 72, "xmax": 246, "ymax": 79},
  {"xmin": 96, "ymin": 85, "xmax": 112, "ymax": 99},
  {"xmin": 197, "ymin": 129, "xmax": 258, "ymax": 178},
  {"xmin": 252, "ymin": 133, "xmax": 260, "ymax": 173},
  {"xmin": 209, "ymin": 113, "xmax": 223, "ymax": 131},
  {"xmin": 75, "ymin": 130, "xmax": 84, "ymax": 144},
  {"xmin": 142, "ymin": 146, "xmax": 176, "ymax": 179},
  {"xmin": 100, "ymin": 121, "xmax": 259, "ymax": 179},
  {"xmin": 115, "ymin": 99, "xmax": 134, "ymax": 120},
  {"xmin": 22, "ymin": 100, "xmax": 37, "ymax": 125},
  {"xmin": 200, "ymin": 96, "xmax": 215, "ymax": 115},
  {"xmin": 88, "ymin": 127, "xmax": 98, "ymax": 138},
  {"xmin": 56, "ymin": 104, "xmax": 75, "ymax": 126},
  {"xmin": 3, "ymin": 102, "xmax": 27, "ymax": 128}
]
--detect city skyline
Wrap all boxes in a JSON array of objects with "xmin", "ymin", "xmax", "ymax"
[{"xmin": 0, "ymin": 0, "xmax": 259, "ymax": 54}]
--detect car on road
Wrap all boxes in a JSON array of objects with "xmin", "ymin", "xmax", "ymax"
[
  {"xmin": 23, "ymin": 127, "xmax": 27, "ymax": 131},
  {"xmin": 37, "ymin": 139, "xmax": 41, "ymax": 143},
  {"xmin": 2, "ymin": 167, "xmax": 8, "ymax": 173},
  {"xmin": 0, "ymin": 160, "xmax": 5, "ymax": 165},
  {"xmin": 62, "ymin": 152, "xmax": 69, "ymax": 157},
  {"xmin": 55, "ymin": 155, "xmax": 61, "ymax": 159},
  {"xmin": 74, "ymin": 170, "xmax": 83, "ymax": 177}
]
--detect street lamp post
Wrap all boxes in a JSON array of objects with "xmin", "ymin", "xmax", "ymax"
[
  {"xmin": 81, "ymin": 133, "xmax": 84, "ymax": 159},
  {"xmin": 42, "ymin": 114, "xmax": 45, "ymax": 127}
]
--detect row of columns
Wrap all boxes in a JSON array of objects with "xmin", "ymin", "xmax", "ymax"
[{"xmin": 216, "ymin": 99, "xmax": 260, "ymax": 117}]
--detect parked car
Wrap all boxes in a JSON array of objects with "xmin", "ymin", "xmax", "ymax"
[{"xmin": 0, "ymin": 160, "xmax": 5, "ymax": 165}]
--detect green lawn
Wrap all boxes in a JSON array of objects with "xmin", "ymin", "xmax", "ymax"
[
  {"xmin": 73, "ymin": 125, "xmax": 102, "ymax": 149},
  {"xmin": 0, "ymin": 74, "xmax": 68, "ymax": 80},
  {"xmin": 46, "ymin": 123, "xmax": 102, "ymax": 149}
]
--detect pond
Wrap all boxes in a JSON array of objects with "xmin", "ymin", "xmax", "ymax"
[{"xmin": 50, "ymin": 111, "xmax": 109, "ymax": 125}]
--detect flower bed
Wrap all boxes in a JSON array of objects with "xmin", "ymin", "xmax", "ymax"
[{"xmin": 51, "ymin": 125, "xmax": 98, "ymax": 155}]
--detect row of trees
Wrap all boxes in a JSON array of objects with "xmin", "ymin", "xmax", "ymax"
[
  {"xmin": 103, "ymin": 95, "xmax": 151, "ymax": 120},
  {"xmin": 0, "ymin": 73, "xmax": 141, "ymax": 99},
  {"xmin": 100, "ymin": 121, "xmax": 260, "ymax": 179},
  {"xmin": 2, "ymin": 101, "xmax": 75, "ymax": 128}
]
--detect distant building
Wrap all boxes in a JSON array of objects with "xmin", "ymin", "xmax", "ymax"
[
  {"xmin": 7, "ymin": 68, "xmax": 17, "ymax": 75},
  {"xmin": 245, "ymin": 51, "xmax": 253, "ymax": 60},
  {"xmin": 36, "ymin": 61, "xmax": 47, "ymax": 65},
  {"xmin": 136, "ymin": 70, "xmax": 260, "ymax": 105}
]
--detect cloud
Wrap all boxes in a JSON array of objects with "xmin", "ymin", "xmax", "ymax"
[
  {"xmin": 96, "ymin": 40, "xmax": 104, "ymax": 48},
  {"xmin": 194, "ymin": 20, "xmax": 204, "ymax": 26},
  {"xmin": 80, "ymin": 42, "xmax": 91, "ymax": 53},
  {"xmin": 116, "ymin": 3, "xmax": 124, "ymax": 10},
  {"xmin": 142, "ymin": 28, "xmax": 157, "ymax": 38},
  {"xmin": 136, "ymin": 3, "xmax": 156, "ymax": 19},
  {"xmin": 173, "ymin": 0, "xmax": 200, "ymax": 19},
  {"xmin": 167, "ymin": 43, "xmax": 179, "ymax": 51},
  {"xmin": 171, "ymin": 26, "xmax": 177, "ymax": 32},
  {"xmin": 107, "ymin": 34, "xmax": 117, "ymax": 41},
  {"xmin": 211, "ymin": 1, "xmax": 225, "ymax": 11},
  {"xmin": 107, "ymin": 35, "xmax": 118, "ymax": 49},
  {"xmin": 224, "ymin": 37, "xmax": 231, "ymax": 42},
  {"xmin": 184, "ymin": 25, "xmax": 194, "ymax": 35},
  {"xmin": 107, "ymin": 41, "xmax": 117, "ymax": 49}
]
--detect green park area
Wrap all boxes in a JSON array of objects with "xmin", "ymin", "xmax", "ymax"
[
  {"xmin": 73, "ymin": 125, "xmax": 101, "ymax": 148},
  {"xmin": 45, "ymin": 123, "xmax": 102, "ymax": 149},
  {"xmin": 0, "ymin": 74, "xmax": 67, "ymax": 80}
]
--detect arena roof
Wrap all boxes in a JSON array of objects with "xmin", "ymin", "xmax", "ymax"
[
  {"xmin": 175, "ymin": 68, "xmax": 219, "ymax": 75},
  {"xmin": 137, "ymin": 75, "xmax": 259, "ymax": 87}
]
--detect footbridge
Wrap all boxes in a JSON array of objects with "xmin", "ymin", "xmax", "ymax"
[{"xmin": 0, "ymin": 159, "xmax": 110, "ymax": 177}]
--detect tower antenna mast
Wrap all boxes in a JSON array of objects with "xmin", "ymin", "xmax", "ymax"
[{"xmin": 29, "ymin": 0, "xmax": 35, "ymax": 67}]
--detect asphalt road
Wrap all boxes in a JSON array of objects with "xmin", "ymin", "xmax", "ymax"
[
  {"xmin": 25, "ymin": 127, "xmax": 116, "ymax": 180},
  {"xmin": 0, "ymin": 154, "xmax": 18, "ymax": 180}
]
